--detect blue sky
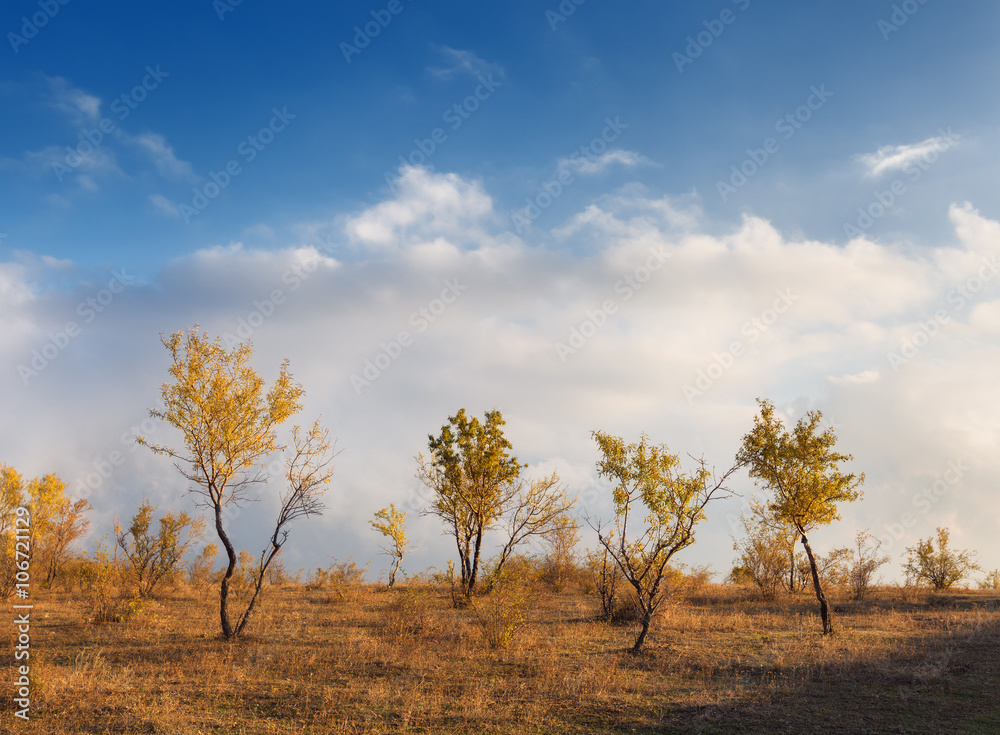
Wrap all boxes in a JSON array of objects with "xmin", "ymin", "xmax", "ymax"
[{"xmin": 3, "ymin": 1, "xmax": 1000, "ymax": 583}]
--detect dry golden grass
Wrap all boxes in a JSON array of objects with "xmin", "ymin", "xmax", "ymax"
[{"xmin": 4, "ymin": 581, "xmax": 999, "ymax": 734}]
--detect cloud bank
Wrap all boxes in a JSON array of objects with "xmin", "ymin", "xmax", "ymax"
[{"xmin": 2, "ymin": 167, "xmax": 998, "ymax": 581}]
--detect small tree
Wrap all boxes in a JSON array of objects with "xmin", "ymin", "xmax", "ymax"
[
  {"xmin": 492, "ymin": 472, "xmax": 575, "ymax": 584},
  {"xmin": 370, "ymin": 504, "xmax": 410, "ymax": 588},
  {"xmin": 0, "ymin": 465, "xmax": 25, "ymax": 599},
  {"xmin": 26, "ymin": 473, "xmax": 91, "ymax": 588},
  {"xmin": 731, "ymin": 509, "xmax": 790, "ymax": 600},
  {"xmin": 844, "ymin": 530, "xmax": 890, "ymax": 601},
  {"xmin": 236, "ymin": 420, "xmax": 336, "ymax": 628},
  {"xmin": 418, "ymin": 408, "xmax": 525, "ymax": 598},
  {"xmin": 736, "ymin": 399, "xmax": 864, "ymax": 635},
  {"xmin": 188, "ymin": 543, "xmax": 220, "ymax": 586},
  {"xmin": 541, "ymin": 510, "xmax": 581, "ymax": 591},
  {"xmin": 138, "ymin": 327, "xmax": 335, "ymax": 640},
  {"xmin": 592, "ymin": 431, "xmax": 738, "ymax": 653},
  {"xmin": 586, "ymin": 540, "xmax": 624, "ymax": 620},
  {"xmin": 808, "ymin": 546, "xmax": 852, "ymax": 590},
  {"xmin": 903, "ymin": 527, "xmax": 980, "ymax": 590},
  {"xmin": 979, "ymin": 569, "xmax": 1000, "ymax": 590},
  {"xmin": 115, "ymin": 499, "xmax": 204, "ymax": 597}
]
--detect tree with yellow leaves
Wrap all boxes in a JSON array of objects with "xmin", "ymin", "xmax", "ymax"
[
  {"xmin": 30, "ymin": 474, "xmax": 91, "ymax": 588},
  {"xmin": 736, "ymin": 399, "xmax": 864, "ymax": 635},
  {"xmin": 592, "ymin": 431, "xmax": 739, "ymax": 653},
  {"xmin": 115, "ymin": 498, "xmax": 205, "ymax": 597},
  {"xmin": 418, "ymin": 408, "xmax": 526, "ymax": 599},
  {"xmin": 370, "ymin": 504, "xmax": 410, "ymax": 588},
  {"xmin": 0, "ymin": 465, "xmax": 25, "ymax": 598},
  {"xmin": 138, "ymin": 326, "xmax": 336, "ymax": 640},
  {"xmin": 0, "ymin": 466, "xmax": 90, "ymax": 593}
]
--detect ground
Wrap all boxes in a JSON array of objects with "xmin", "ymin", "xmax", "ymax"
[{"xmin": 3, "ymin": 582, "xmax": 999, "ymax": 734}]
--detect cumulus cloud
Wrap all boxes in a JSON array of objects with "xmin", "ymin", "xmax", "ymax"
[
  {"xmin": 343, "ymin": 165, "xmax": 496, "ymax": 253},
  {"xmin": 2, "ymin": 168, "xmax": 998, "ymax": 577}
]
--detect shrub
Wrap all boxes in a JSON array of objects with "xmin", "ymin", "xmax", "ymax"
[
  {"xmin": 309, "ymin": 557, "xmax": 368, "ymax": 603},
  {"xmin": 81, "ymin": 544, "xmax": 145, "ymax": 624},
  {"xmin": 379, "ymin": 587, "xmax": 441, "ymax": 642},
  {"xmin": 187, "ymin": 543, "xmax": 220, "ymax": 587},
  {"xmin": 733, "ymin": 523, "xmax": 789, "ymax": 600},
  {"xmin": 978, "ymin": 569, "xmax": 1000, "ymax": 590},
  {"xmin": 844, "ymin": 531, "xmax": 890, "ymax": 601},
  {"xmin": 682, "ymin": 563, "xmax": 714, "ymax": 597},
  {"xmin": 586, "ymin": 546, "xmax": 623, "ymax": 620},
  {"xmin": 264, "ymin": 554, "xmax": 297, "ymax": 586},
  {"xmin": 482, "ymin": 553, "xmax": 542, "ymax": 593},
  {"xmin": 471, "ymin": 571, "xmax": 530, "ymax": 649},
  {"xmin": 903, "ymin": 527, "xmax": 980, "ymax": 589},
  {"xmin": 540, "ymin": 512, "xmax": 581, "ymax": 592},
  {"xmin": 115, "ymin": 499, "xmax": 204, "ymax": 598}
]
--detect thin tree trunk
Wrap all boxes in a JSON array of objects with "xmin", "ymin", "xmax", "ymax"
[
  {"xmin": 632, "ymin": 608, "xmax": 653, "ymax": 653},
  {"xmin": 234, "ymin": 573, "xmax": 265, "ymax": 638},
  {"xmin": 468, "ymin": 528, "xmax": 484, "ymax": 597},
  {"xmin": 800, "ymin": 533, "xmax": 832, "ymax": 634},
  {"xmin": 215, "ymin": 504, "xmax": 236, "ymax": 640},
  {"xmin": 388, "ymin": 556, "xmax": 398, "ymax": 588}
]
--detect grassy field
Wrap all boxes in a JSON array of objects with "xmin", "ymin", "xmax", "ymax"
[{"xmin": 4, "ymin": 581, "xmax": 1000, "ymax": 734}]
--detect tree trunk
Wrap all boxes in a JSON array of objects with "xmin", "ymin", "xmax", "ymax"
[
  {"xmin": 214, "ymin": 504, "xmax": 236, "ymax": 640},
  {"xmin": 800, "ymin": 533, "xmax": 833, "ymax": 635},
  {"xmin": 387, "ymin": 556, "xmax": 398, "ymax": 588},
  {"xmin": 632, "ymin": 608, "xmax": 653, "ymax": 653},
  {"xmin": 467, "ymin": 528, "xmax": 484, "ymax": 597}
]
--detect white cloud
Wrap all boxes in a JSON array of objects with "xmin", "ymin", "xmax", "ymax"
[
  {"xmin": 245, "ymin": 223, "xmax": 276, "ymax": 239},
  {"xmin": 148, "ymin": 193, "xmax": 181, "ymax": 218},
  {"xmin": 559, "ymin": 149, "xmax": 653, "ymax": 176},
  {"xmin": 427, "ymin": 46, "xmax": 505, "ymax": 81},
  {"xmin": 22, "ymin": 144, "xmax": 123, "ymax": 186},
  {"xmin": 128, "ymin": 133, "xmax": 196, "ymax": 182},
  {"xmin": 3, "ymin": 168, "xmax": 1000, "ymax": 579},
  {"xmin": 859, "ymin": 131, "xmax": 960, "ymax": 178},
  {"xmin": 45, "ymin": 76, "xmax": 101, "ymax": 124},
  {"xmin": 829, "ymin": 370, "xmax": 879, "ymax": 385},
  {"xmin": 344, "ymin": 165, "xmax": 496, "ymax": 253}
]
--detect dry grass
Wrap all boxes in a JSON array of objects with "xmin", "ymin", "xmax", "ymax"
[{"xmin": 3, "ymin": 581, "xmax": 999, "ymax": 734}]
